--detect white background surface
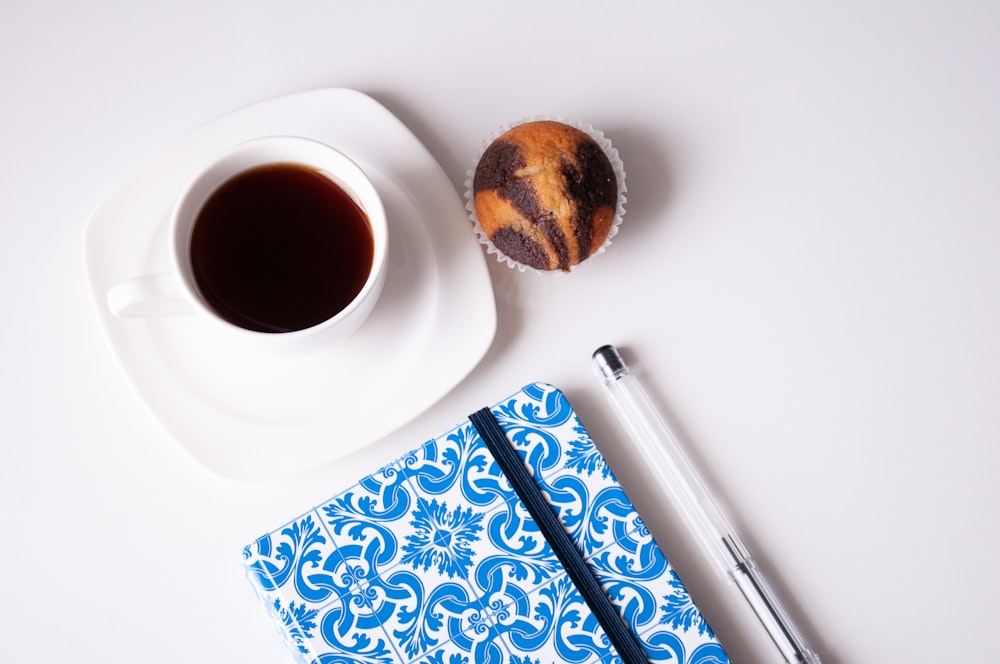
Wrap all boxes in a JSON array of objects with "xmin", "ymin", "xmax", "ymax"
[{"xmin": 2, "ymin": 2, "xmax": 998, "ymax": 662}]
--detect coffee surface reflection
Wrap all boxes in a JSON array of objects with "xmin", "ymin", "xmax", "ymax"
[{"xmin": 190, "ymin": 164, "xmax": 374, "ymax": 333}]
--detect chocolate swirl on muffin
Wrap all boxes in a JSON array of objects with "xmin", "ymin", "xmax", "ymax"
[{"xmin": 473, "ymin": 121, "xmax": 618, "ymax": 271}]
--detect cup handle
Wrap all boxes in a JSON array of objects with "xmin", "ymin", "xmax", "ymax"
[{"xmin": 107, "ymin": 273, "xmax": 196, "ymax": 317}]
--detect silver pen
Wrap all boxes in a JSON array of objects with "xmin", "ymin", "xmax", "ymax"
[{"xmin": 592, "ymin": 345, "xmax": 821, "ymax": 664}]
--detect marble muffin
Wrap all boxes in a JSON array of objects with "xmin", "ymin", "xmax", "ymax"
[{"xmin": 472, "ymin": 121, "xmax": 618, "ymax": 271}]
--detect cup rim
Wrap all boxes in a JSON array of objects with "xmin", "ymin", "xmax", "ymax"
[{"xmin": 169, "ymin": 135, "xmax": 389, "ymax": 341}]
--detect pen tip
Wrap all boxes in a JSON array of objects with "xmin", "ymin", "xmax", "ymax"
[{"xmin": 592, "ymin": 344, "xmax": 629, "ymax": 380}]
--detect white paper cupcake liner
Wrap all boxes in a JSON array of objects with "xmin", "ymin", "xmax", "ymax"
[{"xmin": 464, "ymin": 115, "xmax": 627, "ymax": 275}]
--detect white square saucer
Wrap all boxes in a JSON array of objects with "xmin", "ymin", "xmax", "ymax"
[{"xmin": 83, "ymin": 88, "xmax": 496, "ymax": 480}]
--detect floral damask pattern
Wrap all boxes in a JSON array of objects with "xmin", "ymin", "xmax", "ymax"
[{"xmin": 243, "ymin": 383, "xmax": 729, "ymax": 664}]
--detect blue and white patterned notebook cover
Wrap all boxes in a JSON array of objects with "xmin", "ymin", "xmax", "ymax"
[{"xmin": 242, "ymin": 383, "xmax": 730, "ymax": 664}]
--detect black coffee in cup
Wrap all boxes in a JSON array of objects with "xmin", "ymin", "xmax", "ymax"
[{"xmin": 190, "ymin": 163, "xmax": 374, "ymax": 333}]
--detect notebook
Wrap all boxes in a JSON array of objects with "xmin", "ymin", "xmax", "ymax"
[{"xmin": 241, "ymin": 382, "xmax": 730, "ymax": 664}]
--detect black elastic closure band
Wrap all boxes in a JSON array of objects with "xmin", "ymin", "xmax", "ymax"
[{"xmin": 469, "ymin": 407, "xmax": 648, "ymax": 664}]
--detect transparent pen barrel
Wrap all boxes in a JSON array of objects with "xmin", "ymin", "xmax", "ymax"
[
  {"xmin": 602, "ymin": 372, "xmax": 740, "ymax": 575},
  {"xmin": 599, "ymin": 362, "xmax": 821, "ymax": 664}
]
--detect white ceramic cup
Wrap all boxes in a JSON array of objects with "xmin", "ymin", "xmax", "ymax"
[{"xmin": 107, "ymin": 135, "xmax": 388, "ymax": 353}]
